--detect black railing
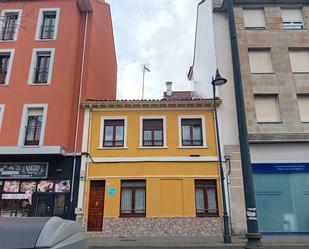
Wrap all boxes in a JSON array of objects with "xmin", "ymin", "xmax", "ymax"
[
  {"xmin": 0, "ymin": 26, "xmax": 16, "ymax": 40},
  {"xmin": 103, "ymin": 140, "xmax": 124, "ymax": 147},
  {"xmin": 34, "ymin": 67, "xmax": 49, "ymax": 83},
  {"xmin": 24, "ymin": 125, "xmax": 41, "ymax": 146},
  {"xmin": 40, "ymin": 25, "xmax": 55, "ymax": 39},
  {"xmin": 142, "ymin": 140, "xmax": 163, "ymax": 147},
  {"xmin": 182, "ymin": 139, "xmax": 202, "ymax": 146}
]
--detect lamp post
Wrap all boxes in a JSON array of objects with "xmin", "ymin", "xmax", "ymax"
[{"xmin": 211, "ymin": 69, "xmax": 231, "ymax": 244}]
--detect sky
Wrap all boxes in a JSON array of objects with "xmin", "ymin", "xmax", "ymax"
[{"xmin": 106, "ymin": 0, "xmax": 200, "ymax": 100}]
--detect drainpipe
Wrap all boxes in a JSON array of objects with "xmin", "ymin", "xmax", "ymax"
[
  {"xmin": 70, "ymin": 11, "xmax": 89, "ymax": 218},
  {"xmin": 223, "ymin": 0, "xmax": 264, "ymax": 248}
]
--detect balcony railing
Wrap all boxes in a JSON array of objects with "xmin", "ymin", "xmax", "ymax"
[
  {"xmin": 40, "ymin": 25, "xmax": 55, "ymax": 39},
  {"xmin": 142, "ymin": 140, "xmax": 163, "ymax": 147},
  {"xmin": 0, "ymin": 26, "xmax": 16, "ymax": 40},
  {"xmin": 103, "ymin": 140, "xmax": 124, "ymax": 147},
  {"xmin": 24, "ymin": 125, "xmax": 41, "ymax": 146},
  {"xmin": 34, "ymin": 67, "xmax": 49, "ymax": 83},
  {"xmin": 182, "ymin": 139, "xmax": 202, "ymax": 146}
]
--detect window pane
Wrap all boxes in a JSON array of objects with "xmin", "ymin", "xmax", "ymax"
[
  {"xmin": 104, "ymin": 126, "xmax": 113, "ymax": 141},
  {"xmin": 53, "ymin": 194, "xmax": 65, "ymax": 217},
  {"xmin": 122, "ymin": 181, "xmax": 146, "ymax": 187},
  {"xmin": 182, "ymin": 125, "xmax": 190, "ymax": 140},
  {"xmin": 297, "ymin": 96, "xmax": 309, "ymax": 122},
  {"xmin": 192, "ymin": 125, "xmax": 201, "ymax": 144},
  {"xmin": 121, "ymin": 189, "xmax": 132, "ymax": 213},
  {"xmin": 195, "ymin": 188, "xmax": 205, "ymax": 213},
  {"xmin": 115, "ymin": 126, "xmax": 124, "ymax": 141},
  {"xmin": 289, "ymin": 50, "xmax": 309, "ymax": 73},
  {"xmin": 249, "ymin": 50, "xmax": 274, "ymax": 73},
  {"xmin": 144, "ymin": 130, "xmax": 152, "ymax": 141},
  {"xmin": 254, "ymin": 95, "xmax": 281, "ymax": 122},
  {"xmin": 243, "ymin": 9, "xmax": 266, "ymax": 28},
  {"xmin": 134, "ymin": 189, "xmax": 145, "ymax": 213},
  {"xmin": 207, "ymin": 188, "xmax": 217, "ymax": 213}
]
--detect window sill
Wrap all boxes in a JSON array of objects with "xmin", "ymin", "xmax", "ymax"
[
  {"xmin": 97, "ymin": 147, "xmax": 128, "ymax": 150},
  {"xmin": 196, "ymin": 213, "xmax": 219, "ymax": 218},
  {"xmin": 19, "ymin": 145, "xmax": 41, "ymax": 148},
  {"xmin": 257, "ymin": 121, "xmax": 283, "ymax": 124},
  {"xmin": 28, "ymin": 83, "xmax": 50, "ymax": 86},
  {"xmin": 250, "ymin": 72, "xmax": 275, "ymax": 75},
  {"xmin": 245, "ymin": 27, "xmax": 267, "ymax": 31},
  {"xmin": 292, "ymin": 72, "xmax": 309, "ymax": 74},
  {"xmin": 119, "ymin": 214, "xmax": 146, "ymax": 218},
  {"xmin": 0, "ymin": 40, "xmax": 16, "ymax": 43},
  {"xmin": 178, "ymin": 145, "xmax": 208, "ymax": 149},
  {"xmin": 0, "ymin": 84, "xmax": 9, "ymax": 87},
  {"xmin": 138, "ymin": 146, "xmax": 168, "ymax": 149},
  {"xmin": 301, "ymin": 121, "xmax": 309, "ymax": 124},
  {"xmin": 35, "ymin": 38, "xmax": 56, "ymax": 42}
]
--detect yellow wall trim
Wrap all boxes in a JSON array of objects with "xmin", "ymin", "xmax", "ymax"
[
  {"xmin": 87, "ymin": 175, "xmax": 220, "ymax": 179},
  {"xmin": 90, "ymin": 156, "xmax": 219, "ymax": 162}
]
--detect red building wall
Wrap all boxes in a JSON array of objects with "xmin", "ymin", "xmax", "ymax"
[{"xmin": 0, "ymin": 0, "xmax": 117, "ymax": 152}]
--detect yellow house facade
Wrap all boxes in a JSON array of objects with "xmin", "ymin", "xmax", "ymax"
[{"xmin": 77, "ymin": 99, "xmax": 224, "ymax": 236}]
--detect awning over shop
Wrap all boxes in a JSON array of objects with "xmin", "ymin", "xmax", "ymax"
[{"xmin": 1, "ymin": 192, "xmax": 32, "ymax": 204}]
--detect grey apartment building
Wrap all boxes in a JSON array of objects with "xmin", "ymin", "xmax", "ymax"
[{"xmin": 189, "ymin": 0, "xmax": 309, "ymax": 234}]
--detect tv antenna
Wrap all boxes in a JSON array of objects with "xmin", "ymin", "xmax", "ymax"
[{"xmin": 141, "ymin": 63, "xmax": 150, "ymax": 99}]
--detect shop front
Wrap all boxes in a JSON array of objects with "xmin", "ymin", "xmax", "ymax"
[
  {"xmin": 253, "ymin": 163, "xmax": 309, "ymax": 233},
  {"xmin": 0, "ymin": 156, "xmax": 80, "ymax": 220}
]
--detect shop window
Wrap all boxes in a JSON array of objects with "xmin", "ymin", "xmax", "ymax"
[
  {"xmin": 24, "ymin": 108, "xmax": 43, "ymax": 146},
  {"xmin": 282, "ymin": 9, "xmax": 304, "ymax": 30},
  {"xmin": 243, "ymin": 9, "xmax": 266, "ymax": 29},
  {"xmin": 195, "ymin": 180, "xmax": 218, "ymax": 216},
  {"xmin": 254, "ymin": 95, "xmax": 281, "ymax": 123},
  {"xmin": 142, "ymin": 119, "xmax": 163, "ymax": 147},
  {"xmin": 103, "ymin": 119, "xmax": 125, "ymax": 147},
  {"xmin": 297, "ymin": 95, "xmax": 309, "ymax": 122},
  {"xmin": 289, "ymin": 50, "xmax": 309, "ymax": 73},
  {"xmin": 181, "ymin": 118, "xmax": 203, "ymax": 146},
  {"xmin": 248, "ymin": 49, "xmax": 274, "ymax": 73},
  {"xmin": 120, "ymin": 180, "xmax": 146, "ymax": 217},
  {"xmin": 53, "ymin": 194, "xmax": 65, "ymax": 217}
]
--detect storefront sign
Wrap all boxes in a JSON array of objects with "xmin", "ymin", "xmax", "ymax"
[
  {"xmin": 0, "ymin": 163, "xmax": 49, "ymax": 179},
  {"xmin": 252, "ymin": 163, "xmax": 309, "ymax": 173}
]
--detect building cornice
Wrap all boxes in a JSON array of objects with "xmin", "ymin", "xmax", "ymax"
[{"xmin": 82, "ymin": 98, "xmax": 221, "ymax": 110}]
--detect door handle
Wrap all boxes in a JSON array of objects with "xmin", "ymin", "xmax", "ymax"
[
  {"xmin": 95, "ymin": 201, "xmax": 99, "ymax": 207},
  {"xmin": 46, "ymin": 206, "xmax": 50, "ymax": 212}
]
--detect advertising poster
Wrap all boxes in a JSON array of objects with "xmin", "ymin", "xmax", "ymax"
[
  {"xmin": 37, "ymin": 180, "xmax": 54, "ymax": 192},
  {"xmin": 55, "ymin": 180, "xmax": 70, "ymax": 193},
  {"xmin": 3, "ymin": 181, "xmax": 20, "ymax": 193}
]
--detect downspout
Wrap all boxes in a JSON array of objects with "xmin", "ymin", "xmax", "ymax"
[{"xmin": 70, "ymin": 11, "xmax": 89, "ymax": 216}]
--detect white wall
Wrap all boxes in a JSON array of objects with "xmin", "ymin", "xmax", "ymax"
[{"xmin": 191, "ymin": 1, "xmax": 239, "ymax": 146}]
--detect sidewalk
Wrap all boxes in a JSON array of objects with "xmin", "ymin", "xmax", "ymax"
[{"xmin": 88, "ymin": 235, "xmax": 309, "ymax": 248}]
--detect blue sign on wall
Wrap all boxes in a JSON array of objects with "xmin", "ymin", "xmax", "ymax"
[
  {"xmin": 107, "ymin": 187, "xmax": 116, "ymax": 196},
  {"xmin": 252, "ymin": 163, "xmax": 309, "ymax": 173}
]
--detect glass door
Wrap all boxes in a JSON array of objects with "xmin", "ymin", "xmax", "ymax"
[{"xmin": 35, "ymin": 194, "xmax": 54, "ymax": 217}]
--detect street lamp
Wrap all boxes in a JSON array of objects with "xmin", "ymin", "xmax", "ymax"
[{"xmin": 211, "ymin": 69, "xmax": 231, "ymax": 244}]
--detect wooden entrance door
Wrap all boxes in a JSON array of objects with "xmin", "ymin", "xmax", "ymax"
[{"xmin": 87, "ymin": 181, "xmax": 105, "ymax": 231}]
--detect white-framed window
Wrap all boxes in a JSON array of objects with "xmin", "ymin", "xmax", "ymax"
[
  {"xmin": 297, "ymin": 95, "xmax": 309, "ymax": 122},
  {"xmin": 0, "ymin": 104, "xmax": 4, "ymax": 130},
  {"xmin": 0, "ymin": 9, "xmax": 22, "ymax": 41},
  {"xmin": 289, "ymin": 50, "xmax": 309, "ymax": 73},
  {"xmin": 281, "ymin": 9, "xmax": 304, "ymax": 30},
  {"xmin": 35, "ymin": 8, "xmax": 60, "ymax": 40},
  {"xmin": 18, "ymin": 104, "xmax": 48, "ymax": 146},
  {"xmin": 28, "ymin": 48, "xmax": 55, "ymax": 84},
  {"xmin": 99, "ymin": 116, "xmax": 128, "ymax": 148},
  {"xmin": 243, "ymin": 9, "xmax": 266, "ymax": 29},
  {"xmin": 178, "ymin": 115, "xmax": 207, "ymax": 148},
  {"xmin": 139, "ymin": 115, "xmax": 167, "ymax": 148},
  {"xmin": 0, "ymin": 49, "xmax": 14, "ymax": 85},
  {"xmin": 248, "ymin": 49, "xmax": 274, "ymax": 73},
  {"xmin": 254, "ymin": 94, "xmax": 281, "ymax": 123}
]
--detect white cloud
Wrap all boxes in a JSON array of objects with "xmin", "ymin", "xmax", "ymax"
[{"xmin": 107, "ymin": 0, "xmax": 200, "ymax": 99}]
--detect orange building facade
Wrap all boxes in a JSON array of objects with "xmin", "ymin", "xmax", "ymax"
[{"xmin": 0, "ymin": 0, "xmax": 117, "ymax": 220}]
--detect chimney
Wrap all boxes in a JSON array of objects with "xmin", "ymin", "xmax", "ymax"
[{"xmin": 166, "ymin": 81, "xmax": 172, "ymax": 96}]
